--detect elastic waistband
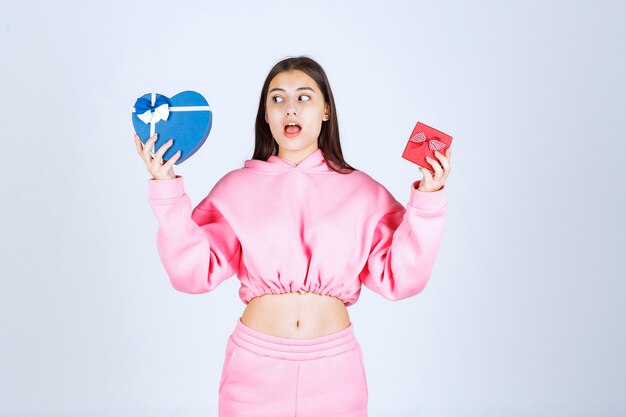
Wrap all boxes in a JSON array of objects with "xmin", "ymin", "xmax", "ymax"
[{"xmin": 230, "ymin": 317, "xmax": 358, "ymax": 361}]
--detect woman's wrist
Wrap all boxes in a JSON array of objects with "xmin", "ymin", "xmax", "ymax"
[{"xmin": 413, "ymin": 179, "xmax": 443, "ymax": 192}]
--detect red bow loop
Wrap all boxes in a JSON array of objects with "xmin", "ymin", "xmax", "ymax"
[{"xmin": 409, "ymin": 131, "xmax": 447, "ymax": 151}]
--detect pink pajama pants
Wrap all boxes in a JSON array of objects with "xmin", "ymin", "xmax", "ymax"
[{"xmin": 218, "ymin": 317, "xmax": 368, "ymax": 417}]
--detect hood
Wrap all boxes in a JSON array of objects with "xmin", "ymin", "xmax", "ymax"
[{"xmin": 243, "ymin": 148, "xmax": 331, "ymax": 173}]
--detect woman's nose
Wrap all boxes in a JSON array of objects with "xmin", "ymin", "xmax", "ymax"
[{"xmin": 286, "ymin": 99, "xmax": 299, "ymax": 116}]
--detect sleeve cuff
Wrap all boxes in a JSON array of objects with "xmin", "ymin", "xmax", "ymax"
[
  {"xmin": 147, "ymin": 175, "xmax": 185, "ymax": 200},
  {"xmin": 408, "ymin": 180, "xmax": 447, "ymax": 210}
]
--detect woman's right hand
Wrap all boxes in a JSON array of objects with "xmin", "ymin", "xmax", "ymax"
[{"xmin": 134, "ymin": 133, "xmax": 181, "ymax": 180}]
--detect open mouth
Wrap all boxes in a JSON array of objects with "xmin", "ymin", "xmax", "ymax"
[{"xmin": 284, "ymin": 122, "xmax": 302, "ymax": 137}]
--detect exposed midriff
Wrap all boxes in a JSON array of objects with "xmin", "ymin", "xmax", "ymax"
[{"xmin": 240, "ymin": 290, "xmax": 351, "ymax": 339}]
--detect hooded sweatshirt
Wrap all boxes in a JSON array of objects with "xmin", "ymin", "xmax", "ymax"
[{"xmin": 147, "ymin": 148, "xmax": 447, "ymax": 306}]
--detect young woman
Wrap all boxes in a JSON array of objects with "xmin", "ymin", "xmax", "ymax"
[{"xmin": 135, "ymin": 56, "xmax": 451, "ymax": 417}]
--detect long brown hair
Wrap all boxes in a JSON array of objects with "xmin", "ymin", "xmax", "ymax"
[{"xmin": 253, "ymin": 56, "xmax": 356, "ymax": 174}]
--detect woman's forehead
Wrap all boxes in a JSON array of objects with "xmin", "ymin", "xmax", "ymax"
[{"xmin": 268, "ymin": 70, "xmax": 320, "ymax": 92}]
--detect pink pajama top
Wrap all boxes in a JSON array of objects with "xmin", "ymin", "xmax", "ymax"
[{"xmin": 147, "ymin": 148, "xmax": 447, "ymax": 306}]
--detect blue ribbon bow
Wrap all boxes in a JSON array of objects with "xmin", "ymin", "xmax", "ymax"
[{"xmin": 134, "ymin": 94, "xmax": 171, "ymax": 125}]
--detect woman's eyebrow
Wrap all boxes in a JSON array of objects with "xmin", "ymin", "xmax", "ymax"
[{"xmin": 269, "ymin": 87, "xmax": 316, "ymax": 94}]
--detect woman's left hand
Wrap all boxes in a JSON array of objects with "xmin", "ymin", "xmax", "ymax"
[{"xmin": 416, "ymin": 148, "xmax": 451, "ymax": 192}]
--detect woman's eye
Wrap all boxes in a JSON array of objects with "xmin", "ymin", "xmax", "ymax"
[{"xmin": 271, "ymin": 95, "xmax": 310, "ymax": 103}]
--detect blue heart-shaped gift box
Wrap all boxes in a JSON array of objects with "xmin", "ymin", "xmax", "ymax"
[{"xmin": 132, "ymin": 91, "xmax": 212, "ymax": 164}]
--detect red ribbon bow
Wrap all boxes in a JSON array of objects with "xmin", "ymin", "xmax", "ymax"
[{"xmin": 409, "ymin": 131, "xmax": 447, "ymax": 151}]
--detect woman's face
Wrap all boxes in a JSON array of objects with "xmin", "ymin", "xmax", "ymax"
[{"xmin": 265, "ymin": 70, "xmax": 329, "ymax": 163}]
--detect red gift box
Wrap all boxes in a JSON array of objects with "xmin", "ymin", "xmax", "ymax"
[{"xmin": 402, "ymin": 122, "xmax": 453, "ymax": 171}]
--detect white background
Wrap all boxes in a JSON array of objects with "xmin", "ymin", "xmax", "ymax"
[{"xmin": 1, "ymin": 1, "xmax": 624, "ymax": 416}]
